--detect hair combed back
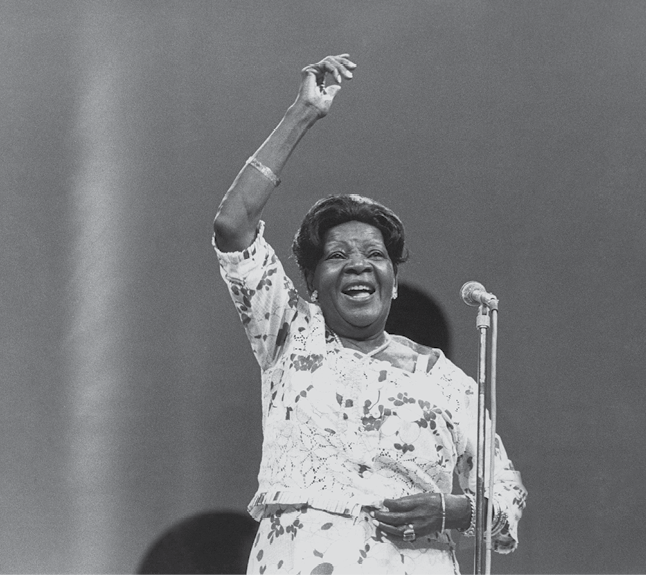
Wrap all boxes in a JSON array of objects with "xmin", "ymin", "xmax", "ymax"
[{"xmin": 292, "ymin": 194, "xmax": 408, "ymax": 278}]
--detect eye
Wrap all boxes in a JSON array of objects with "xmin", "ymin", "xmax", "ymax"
[
  {"xmin": 326, "ymin": 251, "xmax": 345, "ymax": 260},
  {"xmin": 369, "ymin": 250, "xmax": 386, "ymax": 259}
]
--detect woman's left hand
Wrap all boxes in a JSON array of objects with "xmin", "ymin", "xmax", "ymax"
[{"xmin": 372, "ymin": 493, "xmax": 444, "ymax": 539}]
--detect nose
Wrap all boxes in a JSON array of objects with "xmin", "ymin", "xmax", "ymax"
[{"xmin": 344, "ymin": 253, "xmax": 372, "ymax": 274}]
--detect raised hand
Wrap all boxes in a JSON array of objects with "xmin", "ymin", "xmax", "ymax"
[
  {"xmin": 215, "ymin": 54, "xmax": 356, "ymax": 253},
  {"xmin": 295, "ymin": 54, "xmax": 357, "ymax": 118}
]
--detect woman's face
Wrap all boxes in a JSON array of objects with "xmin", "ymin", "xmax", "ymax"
[{"xmin": 309, "ymin": 220, "xmax": 397, "ymax": 340}]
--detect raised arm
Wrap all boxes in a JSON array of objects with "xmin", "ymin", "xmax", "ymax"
[{"xmin": 213, "ymin": 54, "xmax": 357, "ymax": 253}]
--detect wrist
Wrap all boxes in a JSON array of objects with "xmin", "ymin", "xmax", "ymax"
[
  {"xmin": 286, "ymin": 99, "xmax": 324, "ymax": 126},
  {"xmin": 445, "ymin": 494, "xmax": 473, "ymax": 531}
]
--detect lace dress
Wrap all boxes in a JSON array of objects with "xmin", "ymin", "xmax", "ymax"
[{"xmin": 214, "ymin": 223, "xmax": 527, "ymax": 574}]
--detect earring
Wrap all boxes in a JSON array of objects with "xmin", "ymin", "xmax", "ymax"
[
  {"xmin": 392, "ymin": 288, "xmax": 398, "ymax": 300},
  {"xmin": 310, "ymin": 290, "xmax": 319, "ymax": 303}
]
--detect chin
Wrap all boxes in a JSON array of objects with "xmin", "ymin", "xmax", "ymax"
[{"xmin": 344, "ymin": 313, "xmax": 386, "ymax": 332}]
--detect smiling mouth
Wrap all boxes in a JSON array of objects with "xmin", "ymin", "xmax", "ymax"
[{"xmin": 341, "ymin": 284, "xmax": 376, "ymax": 301}]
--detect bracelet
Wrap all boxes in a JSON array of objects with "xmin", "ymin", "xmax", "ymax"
[
  {"xmin": 457, "ymin": 495, "xmax": 508, "ymax": 538},
  {"xmin": 245, "ymin": 156, "xmax": 281, "ymax": 187},
  {"xmin": 459, "ymin": 493, "xmax": 476, "ymax": 537},
  {"xmin": 439, "ymin": 493, "xmax": 446, "ymax": 533},
  {"xmin": 490, "ymin": 502, "xmax": 509, "ymax": 537}
]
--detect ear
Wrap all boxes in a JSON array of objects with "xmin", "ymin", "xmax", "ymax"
[{"xmin": 305, "ymin": 271, "xmax": 316, "ymax": 295}]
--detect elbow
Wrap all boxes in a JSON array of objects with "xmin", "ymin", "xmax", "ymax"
[
  {"xmin": 213, "ymin": 211, "xmax": 255, "ymax": 253},
  {"xmin": 213, "ymin": 211, "xmax": 229, "ymax": 238},
  {"xmin": 213, "ymin": 212, "xmax": 235, "ymax": 247}
]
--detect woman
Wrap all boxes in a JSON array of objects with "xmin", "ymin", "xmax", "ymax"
[{"xmin": 213, "ymin": 55, "xmax": 526, "ymax": 575}]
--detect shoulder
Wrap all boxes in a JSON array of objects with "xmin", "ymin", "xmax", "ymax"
[{"xmin": 389, "ymin": 333, "xmax": 442, "ymax": 372}]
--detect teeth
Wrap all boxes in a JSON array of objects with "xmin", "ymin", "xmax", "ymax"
[{"xmin": 344, "ymin": 284, "xmax": 373, "ymax": 294}]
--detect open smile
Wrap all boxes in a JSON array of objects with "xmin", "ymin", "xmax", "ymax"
[{"xmin": 341, "ymin": 282, "xmax": 376, "ymax": 302}]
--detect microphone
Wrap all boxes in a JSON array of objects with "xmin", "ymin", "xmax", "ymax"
[{"xmin": 460, "ymin": 281, "xmax": 499, "ymax": 309}]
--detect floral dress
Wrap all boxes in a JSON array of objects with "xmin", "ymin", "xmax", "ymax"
[{"xmin": 214, "ymin": 222, "xmax": 527, "ymax": 575}]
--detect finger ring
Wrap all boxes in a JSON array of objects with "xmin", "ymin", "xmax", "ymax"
[{"xmin": 402, "ymin": 524, "xmax": 416, "ymax": 542}]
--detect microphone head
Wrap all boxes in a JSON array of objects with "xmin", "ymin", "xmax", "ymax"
[{"xmin": 460, "ymin": 281, "xmax": 485, "ymax": 307}]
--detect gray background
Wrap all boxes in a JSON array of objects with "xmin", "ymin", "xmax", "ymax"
[{"xmin": 1, "ymin": 1, "xmax": 645, "ymax": 573}]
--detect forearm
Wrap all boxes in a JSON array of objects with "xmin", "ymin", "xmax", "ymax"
[
  {"xmin": 254, "ymin": 101, "xmax": 320, "ymax": 176},
  {"xmin": 214, "ymin": 102, "xmax": 320, "ymax": 253}
]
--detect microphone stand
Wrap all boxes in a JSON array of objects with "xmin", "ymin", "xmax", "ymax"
[{"xmin": 472, "ymin": 300, "xmax": 498, "ymax": 575}]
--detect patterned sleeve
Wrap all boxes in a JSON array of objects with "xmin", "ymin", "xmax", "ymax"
[
  {"xmin": 213, "ymin": 221, "xmax": 305, "ymax": 371},
  {"xmin": 454, "ymin": 373, "xmax": 528, "ymax": 554}
]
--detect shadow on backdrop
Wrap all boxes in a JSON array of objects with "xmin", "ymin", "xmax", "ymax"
[
  {"xmin": 386, "ymin": 282, "xmax": 452, "ymax": 358},
  {"xmin": 137, "ymin": 511, "xmax": 258, "ymax": 574}
]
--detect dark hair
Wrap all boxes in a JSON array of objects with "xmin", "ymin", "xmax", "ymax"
[{"xmin": 292, "ymin": 194, "xmax": 409, "ymax": 279}]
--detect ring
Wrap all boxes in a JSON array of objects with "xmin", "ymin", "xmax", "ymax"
[{"xmin": 402, "ymin": 523, "xmax": 416, "ymax": 542}]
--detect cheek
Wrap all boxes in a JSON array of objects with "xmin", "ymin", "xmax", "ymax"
[
  {"xmin": 380, "ymin": 266, "xmax": 397, "ymax": 291},
  {"xmin": 309, "ymin": 263, "xmax": 327, "ymax": 289},
  {"xmin": 312, "ymin": 263, "xmax": 338, "ymax": 291}
]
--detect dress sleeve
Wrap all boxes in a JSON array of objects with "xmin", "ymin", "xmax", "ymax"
[
  {"xmin": 454, "ymin": 374, "xmax": 528, "ymax": 554},
  {"xmin": 214, "ymin": 221, "xmax": 306, "ymax": 371}
]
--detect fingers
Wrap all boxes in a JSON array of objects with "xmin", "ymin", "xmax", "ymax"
[
  {"xmin": 373, "ymin": 497, "xmax": 428, "ymax": 523},
  {"xmin": 373, "ymin": 508, "xmax": 406, "ymax": 524},
  {"xmin": 370, "ymin": 494, "xmax": 441, "ymax": 540},
  {"xmin": 382, "ymin": 496, "xmax": 421, "ymax": 511},
  {"xmin": 327, "ymin": 54, "xmax": 357, "ymax": 82},
  {"xmin": 302, "ymin": 54, "xmax": 357, "ymax": 84},
  {"xmin": 296, "ymin": 54, "xmax": 356, "ymax": 117},
  {"xmin": 374, "ymin": 519, "xmax": 411, "ymax": 539},
  {"xmin": 372, "ymin": 499, "xmax": 421, "ymax": 535},
  {"xmin": 370, "ymin": 506, "xmax": 408, "ymax": 538},
  {"xmin": 371, "ymin": 510, "xmax": 427, "ymax": 541},
  {"xmin": 371, "ymin": 495, "xmax": 425, "ymax": 526}
]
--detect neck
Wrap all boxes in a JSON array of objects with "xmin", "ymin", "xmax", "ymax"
[{"xmin": 337, "ymin": 331, "xmax": 390, "ymax": 356}]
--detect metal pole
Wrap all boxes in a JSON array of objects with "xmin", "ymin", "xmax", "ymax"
[
  {"xmin": 485, "ymin": 308, "xmax": 499, "ymax": 575},
  {"xmin": 474, "ymin": 304, "xmax": 490, "ymax": 575}
]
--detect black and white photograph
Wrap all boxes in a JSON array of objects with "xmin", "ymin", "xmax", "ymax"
[{"xmin": 1, "ymin": 2, "xmax": 644, "ymax": 573}]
